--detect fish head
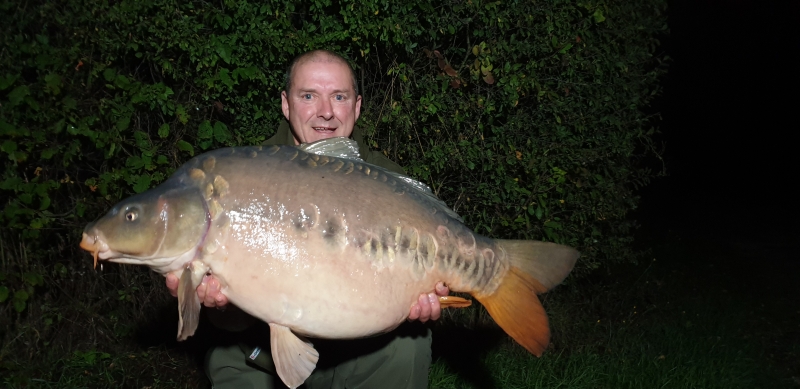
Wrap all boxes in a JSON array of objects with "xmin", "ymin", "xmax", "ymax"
[{"xmin": 80, "ymin": 184, "xmax": 209, "ymax": 272}]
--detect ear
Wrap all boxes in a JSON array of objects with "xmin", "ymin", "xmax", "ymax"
[
  {"xmin": 281, "ymin": 91, "xmax": 290, "ymax": 120},
  {"xmin": 355, "ymin": 95, "xmax": 362, "ymax": 121}
]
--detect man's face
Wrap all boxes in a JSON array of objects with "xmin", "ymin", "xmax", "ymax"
[{"xmin": 281, "ymin": 59, "xmax": 362, "ymax": 145}]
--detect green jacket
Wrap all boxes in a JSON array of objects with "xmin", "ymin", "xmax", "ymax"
[{"xmin": 263, "ymin": 120, "xmax": 405, "ymax": 175}]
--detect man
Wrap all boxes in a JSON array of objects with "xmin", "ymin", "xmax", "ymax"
[{"xmin": 166, "ymin": 50, "xmax": 449, "ymax": 388}]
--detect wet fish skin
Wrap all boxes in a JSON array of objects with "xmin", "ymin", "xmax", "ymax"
[{"xmin": 80, "ymin": 139, "xmax": 578, "ymax": 389}]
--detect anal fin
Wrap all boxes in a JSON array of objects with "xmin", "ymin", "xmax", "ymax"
[
  {"xmin": 269, "ymin": 323, "xmax": 319, "ymax": 389},
  {"xmin": 177, "ymin": 260, "xmax": 208, "ymax": 341}
]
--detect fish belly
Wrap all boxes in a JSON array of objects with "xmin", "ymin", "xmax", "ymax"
[{"xmin": 206, "ymin": 233, "xmax": 436, "ymax": 339}]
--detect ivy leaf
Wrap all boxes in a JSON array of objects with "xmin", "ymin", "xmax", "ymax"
[
  {"xmin": 220, "ymin": 68, "xmax": 234, "ymax": 89},
  {"xmin": 0, "ymin": 74, "xmax": 19, "ymax": 90},
  {"xmin": 198, "ymin": 120, "xmax": 213, "ymax": 139},
  {"xmin": 45, "ymin": 73, "xmax": 62, "ymax": 95},
  {"xmin": 8, "ymin": 85, "xmax": 30, "ymax": 106},
  {"xmin": 593, "ymin": 9, "xmax": 606, "ymax": 23},
  {"xmin": 158, "ymin": 123, "xmax": 170, "ymax": 139},
  {"xmin": 213, "ymin": 121, "xmax": 231, "ymax": 143},
  {"xmin": 176, "ymin": 104, "xmax": 189, "ymax": 124},
  {"xmin": 177, "ymin": 140, "xmax": 194, "ymax": 156},
  {"xmin": 133, "ymin": 174, "xmax": 151, "ymax": 193}
]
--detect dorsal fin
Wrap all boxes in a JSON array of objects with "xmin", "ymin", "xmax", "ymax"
[
  {"xmin": 298, "ymin": 137, "xmax": 361, "ymax": 160},
  {"xmin": 298, "ymin": 137, "xmax": 464, "ymax": 223}
]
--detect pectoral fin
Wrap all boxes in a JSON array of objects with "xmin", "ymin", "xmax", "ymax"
[
  {"xmin": 269, "ymin": 323, "xmax": 319, "ymax": 389},
  {"xmin": 177, "ymin": 260, "xmax": 208, "ymax": 341}
]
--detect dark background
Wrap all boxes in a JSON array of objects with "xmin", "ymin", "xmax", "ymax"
[{"xmin": 639, "ymin": 0, "xmax": 799, "ymax": 243}]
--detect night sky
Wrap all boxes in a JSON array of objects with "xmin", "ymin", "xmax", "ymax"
[{"xmin": 639, "ymin": 0, "xmax": 800, "ymax": 241}]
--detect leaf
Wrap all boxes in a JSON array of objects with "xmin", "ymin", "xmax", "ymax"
[
  {"xmin": 158, "ymin": 123, "xmax": 170, "ymax": 139},
  {"xmin": 23, "ymin": 272, "xmax": 43, "ymax": 286},
  {"xmin": 219, "ymin": 68, "xmax": 234, "ymax": 89},
  {"xmin": 8, "ymin": 85, "xmax": 30, "ymax": 106},
  {"xmin": 14, "ymin": 299, "xmax": 26, "ymax": 313},
  {"xmin": 177, "ymin": 140, "xmax": 194, "ymax": 156},
  {"xmin": 0, "ymin": 74, "xmax": 19, "ymax": 90},
  {"xmin": 115, "ymin": 74, "xmax": 131, "ymax": 90},
  {"xmin": 39, "ymin": 196, "xmax": 51, "ymax": 210},
  {"xmin": 176, "ymin": 104, "xmax": 189, "ymax": 124},
  {"xmin": 216, "ymin": 43, "xmax": 232, "ymax": 64},
  {"xmin": 14, "ymin": 289, "xmax": 29, "ymax": 302},
  {"xmin": 0, "ymin": 286, "xmax": 8, "ymax": 302},
  {"xmin": 116, "ymin": 115, "xmax": 130, "ymax": 131},
  {"xmin": 198, "ymin": 120, "xmax": 213, "ymax": 139},
  {"xmin": 593, "ymin": 9, "xmax": 606, "ymax": 23},
  {"xmin": 103, "ymin": 68, "xmax": 116, "ymax": 82},
  {"xmin": 133, "ymin": 174, "xmax": 151, "ymax": 193},
  {"xmin": 213, "ymin": 121, "xmax": 231, "ymax": 143},
  {"xmin": 1, "ymin": 140, "xmax": 17, "ymax": 154},
  {"xmin": 45, "ymin": 73, "xmax": 62, "ymax": 95}
]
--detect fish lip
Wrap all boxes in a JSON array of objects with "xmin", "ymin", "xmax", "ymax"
[{"xmin": 80, "ymin": 231, "xmax": 112, "ymax": 268}]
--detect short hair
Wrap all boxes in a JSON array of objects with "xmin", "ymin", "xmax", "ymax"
[{"xmin": 283, "ymin": 50, "xmax": 359, "ymax": 96}]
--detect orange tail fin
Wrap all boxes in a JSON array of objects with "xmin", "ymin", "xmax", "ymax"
[{"xmin": 475, "ymin": 240, "xmax": 579, "ymax": 356}]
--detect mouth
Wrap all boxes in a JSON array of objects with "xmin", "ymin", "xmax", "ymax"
[
  {"xmin": 80, "ymin": 232, "xmax": 110, "ymax": 269},
  {"xmin": 313, "ymin": 127, "xmax": 337, "ymax": 134}
]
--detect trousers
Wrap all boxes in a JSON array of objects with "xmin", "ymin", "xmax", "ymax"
[{"xmin": 205, "ymin": 321, "xmax": 432, "ymax": 389}]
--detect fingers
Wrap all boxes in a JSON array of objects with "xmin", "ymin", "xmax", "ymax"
[
  {"xmin": 435, "ymin": 282, "xmax": 449, "ymax": 297},
  {"xmin": 428, "ymin": 292, "xmax": 442, "ymax": 321},
  {"xmin": 166, "ymin": 274, "xmax": 179, "ymax": 297},
  {"xmin": 198, "ymin": 275, "xmax": 229, "ymax": 308},
  {"xmin": 408, "ymin": 282, "xmax": 449, "ymax": 323},
  {"xmin": 408, "ymin": 303, "xmax": 421, "ymax": 321}
]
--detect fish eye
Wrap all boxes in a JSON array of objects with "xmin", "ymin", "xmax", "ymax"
[{"xmin": 125, "ymin": 210, "xmax": 138, "ymax": 221}]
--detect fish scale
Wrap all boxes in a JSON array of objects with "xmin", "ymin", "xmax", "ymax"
[{"xmin": 80, "ymin": 137, "xmax": 579, "ymax": 389}]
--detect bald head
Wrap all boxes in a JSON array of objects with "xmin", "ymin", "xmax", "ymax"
[{"xmin": 284, "ymin": 50, "xmax": 359, "ymax": 96}]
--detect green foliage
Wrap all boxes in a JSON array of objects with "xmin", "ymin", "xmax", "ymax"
[{"xmin": 0, "ymin": 0, "xmax": 667, "ymax": 270}]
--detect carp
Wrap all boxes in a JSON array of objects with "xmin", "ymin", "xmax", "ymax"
[{"xmin": 80, "ymin": 137, "xmax": 578, "ymax": 388}]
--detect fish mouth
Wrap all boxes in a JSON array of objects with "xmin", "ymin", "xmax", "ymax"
[{"xmin": 80, "ymin": 232, "xmax": 111, "ymax": 269}]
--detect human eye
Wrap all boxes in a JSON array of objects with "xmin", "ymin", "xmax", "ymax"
[
  {"xmin": 335, "ymin": 94, "xmax": 345, "ymax": 101},
  {"xmin": 302, "ymin": 93, "xmax": 313, "ymax": 100}
]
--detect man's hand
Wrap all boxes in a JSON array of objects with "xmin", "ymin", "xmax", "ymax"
[
  {"xmin": 407, "ymin": 282, "xmax": 450, "ymax": 323},
  {"xmin": 165, "ymin": 273, "xmax": 229, "ymax": 308}
]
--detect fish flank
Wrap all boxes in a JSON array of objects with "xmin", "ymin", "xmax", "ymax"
[
  {"xmin": 202, "ymin": 157, "xmax": 216, "ymax": 171},
  {"xmin": 189, "ymin": 168, "xmax": 205, "ymax": 181}
]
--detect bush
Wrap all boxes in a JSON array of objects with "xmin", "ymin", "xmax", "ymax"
[{"xmin": 0, "ymin": 0, "xmax": 667, "ymax": 384}]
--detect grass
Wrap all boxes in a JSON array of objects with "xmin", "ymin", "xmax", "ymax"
[
  {"xmin": 428, "ymin": 233, "xmax": 798, "ymax": 388},
  {"xmin": 2, "ymin": 232, "xmax": 797, "ymax": 388}
]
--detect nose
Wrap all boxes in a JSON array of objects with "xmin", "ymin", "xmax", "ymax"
[{"xmin": 317, "ymin": 98, "xmax": 333, "ymax": 120}]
